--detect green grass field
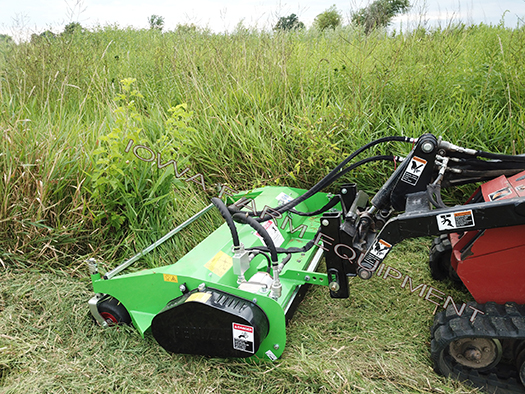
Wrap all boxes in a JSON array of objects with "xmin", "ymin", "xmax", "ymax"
[{"xmin": 1, "ymin": 22, "xmax": 524, "ymax": 392}]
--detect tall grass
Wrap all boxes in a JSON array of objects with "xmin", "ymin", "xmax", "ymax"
[{"xmin": 0, "ymin": 23, "xmax": 524, "ymax": 268}]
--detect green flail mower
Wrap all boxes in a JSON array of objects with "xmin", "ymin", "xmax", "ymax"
[
  {"xmin": 88, "ymin": 185, "xmax": 328, "ymax": 361},
  {"xmin": 89, "ymin": 134, "xmax": 525, "ymax": 392}
]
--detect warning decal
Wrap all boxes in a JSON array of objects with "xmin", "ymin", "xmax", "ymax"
[
  {"xmin": 361, "ymin": 239, "xmax": 392, "ymax": 270},
  {"xmin": 276, "ymin": 192, "xmax": 294, "ymax": 205},
  {"xmin": 370, "ymin": 239, "xmax": 392, "ymax": 259},
  {"xmin": 163, "ymin": 274, "xmax": 178, "ymax": 283},
  {"xmin": 186, "ymin": 292, "xmax": 211, "ymax": 304},
  {"xmin": 254, "ymin": 220, "xmax": 285, "ymax": 247},
  {"xmin": 437, "ymin": 210, "xmax": 475, "ymax": 231},
  {"xmin": 204, "ymin": 251, "xmax": 233, "ymax": 277},
  {"xmin": 488, "ymin": 187, "xmax": 512, "ymax": 201},
  {"xmin": 232, "ymin": 323, "xmax": 254, "ymax": 353},
  {"xmin": 401, "ymin": 156, "xmax": 427, "ymax": 186}
]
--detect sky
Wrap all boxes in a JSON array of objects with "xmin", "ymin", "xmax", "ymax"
[{"xmin": 0, "ymin": 0, "xmax": 523, "ymax": 39}]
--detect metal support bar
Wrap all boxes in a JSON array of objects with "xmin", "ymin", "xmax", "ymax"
[
  {"xmin": 88, "ymin": 293, "xmax": 108, "ymax": 327},
  {"xmin": 104, "ymin": 203, "xmax": 214, "ymax": 280}
]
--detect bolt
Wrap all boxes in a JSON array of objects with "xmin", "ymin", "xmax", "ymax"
[
  {"xmin": 274, "ymin": 344, "xmax": 280, "ymax": 350},
  {"xmin": 342, "ymin": 188, "xmax": 347, "ymax": 194},
  {"xmin": 179, "ymin": 284, "xmax": 187, "ymax": 292},
  {"xmin": 252, "ymin": 298, "xmax": 257, "ymax": 304},
  {"xmin": 358, "ymin": 269, "xmax": 372, "ymax": 280},
  {"xmin": 421, "ymin": 141, "xmax": 435, "ymax": 153},
  {"xmin": 304, "ymin": 276, "xmax": 311, "ymax": 282},
  {"xmin": 198, "ymin": 283, "xmax": 206, "ymax": 292},
  {"xmin": 322, "ymin": 219, "xmax": 329, "ymax": 226},
  {"xmin": 464, "ymin": 348, "xmax": 482, "ymax": 362},
  {"xmin": 476, "ymin": 360, "xmax": 481, "ymax": 364},
  {"xmin": 483, "ymin": 347, "xmax": 490, "ymax": 352},
  {"xmin": 329, "ymin": 281, "xmax": 340, "ymax": 292}
]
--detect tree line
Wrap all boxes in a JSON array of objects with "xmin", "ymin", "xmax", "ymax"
[{"xmin": 0, "ymin": 0, "xmax": 410, "ymax": 44}]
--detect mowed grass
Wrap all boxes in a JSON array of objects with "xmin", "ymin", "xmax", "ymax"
[
  {"xmin": 0, "ymin": 242, "xmax": 477, "ymax": 393},
  {"xmin": 1, "ymin": 21, "xmax": 524, "ymax": 393}
]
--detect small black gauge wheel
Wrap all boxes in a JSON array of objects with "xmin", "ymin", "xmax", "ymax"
[{"xmin": 97, "ymin": 297, "xmax": 132, "ymax": 326}]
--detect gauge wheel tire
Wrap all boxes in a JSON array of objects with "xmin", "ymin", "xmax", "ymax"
[{"xmin": 97, "ymin": 297, "xmax": 132, "ymax": 326}]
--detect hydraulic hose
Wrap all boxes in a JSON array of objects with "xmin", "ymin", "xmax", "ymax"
[
  {"xmin": 283, "ymin": 156, "xmax": 396, "ymax": 217},
  {"xmin": 246, "ymin": 229, "xmax": 322, "ymax": 255},
  {"xmin": 475, "ymin": 151, "xmax": 525, "ymax": 162},
  {"xmin": 330, "ymin": 155, "xmax": 396, "ymax": 183},
  {"xmin": 211, "ymin": 197, "xmax": 240, "ymax": 247},
  {"xmin": 232, "ymin": 212, "xmax": 278, "ymax": 262},
  {"xmin": 289, "ymin": 195, "xmax": 341, "ymax": 217},
  {"xmin": 251, "ymin": 251, "xmax": 272, "ymax": 272},
  {"xmin": 251, "ymin": 137, "xmax": 411, "ymax": 222}
]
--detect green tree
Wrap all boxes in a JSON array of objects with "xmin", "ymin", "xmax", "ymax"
[
  {"xmin": 274, "ymin": 14, "xmax": 305, "ymax": 31},
  {"xmin": 148, "ymin": 14, "xmax": 165, "ymax": 31},
  {"xmin": 314, "ymin": 5, "xmax": 342, "ymax": 31},
  {"xmin": 352, "ymin": 0, "xmax": 410, "ymax": 34},
  {"xmin": 63, "ymin": 22, "xmax": 82, "ymax": 35},
  {"xmin": 0, "ymin": 34, "xmax": 13, "ymax": 44},
  {"xmin": 31, "ymin": 30, "xmax": 56, "ymax": 43}
]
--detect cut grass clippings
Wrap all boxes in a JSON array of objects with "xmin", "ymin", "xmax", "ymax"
[{"xmin": 0, "ymin": 242, "xmax": 480, "ymax": 393}]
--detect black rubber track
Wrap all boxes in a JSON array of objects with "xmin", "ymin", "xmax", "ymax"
[{"xmin": 431, "ymin": 301, "xmax": 525, "ymax": 393}]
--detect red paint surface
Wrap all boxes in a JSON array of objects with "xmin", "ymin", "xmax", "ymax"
[{"xmin": 449, "ymin": 170, "xmax": 525, "ymax": 304}]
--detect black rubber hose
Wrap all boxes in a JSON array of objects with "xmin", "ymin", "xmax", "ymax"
[
  {"xmin": 289, "ymin": 195, "xmax": 341, "ymax": 216},
  {"xmin": 211, "ymin": 197, "xmax": 240, "ymax": 247},
  {"xmin": 252, "ymin": 251, "xmax": 272, "ymax": 272},
  {"xmin": 286, "ymin": 156, "xmax": 395, "ymax": 217},
  {"xmin": 254, "ymin": 137, "xmax": 410, "ymax": 222},
  {"xmin": 232, "ymin": 212, "xmax": 278, "ymax": 262},
  {"xmin": 246, "ymin": 229, "xmax": 321, "ymax": 255},
  {"xmin": 476, "ymin": 151, "xmax": 525, "ymax": 162},
  {"xmin": 329, "ymin": 155, "xmax": 396, "ymax": 184}
]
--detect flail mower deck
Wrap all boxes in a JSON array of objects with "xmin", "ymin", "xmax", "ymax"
[{"xmin": 89, "ymin": 133, "xmax": 525, "ymax": 393}]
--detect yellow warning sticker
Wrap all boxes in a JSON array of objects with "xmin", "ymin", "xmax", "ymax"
[
  {"xmin": 204, "ymin": 250, "xmax": 233, "ymax": 277},
  {"xmin": 186, "ymin": 292, "xmax": 211, "ymax": 304},
  {"xmin": 163, "ymin": 274, "xmax": 178, "ymax": 283}
]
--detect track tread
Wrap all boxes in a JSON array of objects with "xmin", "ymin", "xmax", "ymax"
[{"xmin": 431, "ymin": 301, "xmax": 525, "ymax": 394}]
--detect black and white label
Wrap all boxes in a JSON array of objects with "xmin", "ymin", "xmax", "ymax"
[
  {"xmin": 371, "ymin": 239, "xmax": 392, "ymax": 259},
  {"xmin": 401, "ymin": 156, "xmax": 427, "ymax": 186},
  {"xmin": 265, "ymin": 350, "xmax": 278, "ymax": 361},
  {"xmin": 362, "ymin": 239, "xmax": 392, "ymax": 269},
  {"xmin": 254, "ymin": 220, "xmax": 285, "ymax": 247},
  {"xmin": 437, "ymin": 210, "xmax": 475, "ymax": 231},
  {"xmin": 232, "ymin": 323, "xmax": 254, "ymax": 353},
  {"xmin": 276, "ymin": 192, "xmax": 294, "ymax": 205}
]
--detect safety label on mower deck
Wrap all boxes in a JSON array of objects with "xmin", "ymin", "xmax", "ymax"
[
  {"xmin": 437, "ymin": 210, "xmax": 475, "ymax": 231},
  {"xmin": 232, "ymin": 323, "xmax": 254, "ymax": 353},
  {"xmin": 254, "ymin": 220, "xmax": 285, "ymax": 247},
  {"xmin": 204, "ymin": 251, "xmax": 233, "ymax": 277},
  {"xmin": 401, "ymin": 156, "xmax": 427, "ymax": 186}
]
